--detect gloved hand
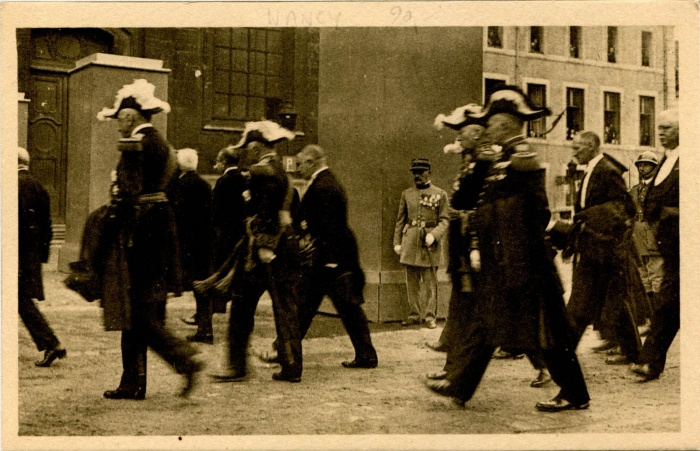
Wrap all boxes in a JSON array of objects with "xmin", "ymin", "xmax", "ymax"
[
  {"xmin": 394, "ymin": 245, "xmax": 402, "ymax": 255},
  {"xmin": 258, "ymin": 248, "xmax": 276, "ymax": 263},
  {"xmin": 425, "ymin": 233, "xmax": 436, "ymax": 246},
  {"xmin": 470, "ymin": 249, "xmax": 481, "ymax": 272}
]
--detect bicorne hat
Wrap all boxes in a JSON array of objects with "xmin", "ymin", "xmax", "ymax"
[
  {"xmin": 635, "ymin": 151, "xmax": 659, "ymax": 166},
  {"xmin": 96, "ymin": 79, "xmax": 170, "ymax": 121},
  {"xmin": 231, "ymin": 120, "xmax": 295, "ymax": 149},
  {"xmin": 433, "ymin": 104, "xmax": 485, "ymax": 131},
  {"xmin": 410, "ymin": 158, "xmax": 431, "ymax": 172},
  {"xmin": 469, "ymin": 85, "xmax": 550, "ymax": 122}
]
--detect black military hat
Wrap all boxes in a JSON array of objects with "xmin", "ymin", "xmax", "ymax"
[
  {"xmin": 97, "ymin": 79, "xmax": 170, "ymax": 120},
  {"xmin": 232, "ymin": 120, "xmax": 295, "ymax": 149},
  {"xmin": 470, "ymin": 85, "xmax": 550, "ymax": 122},
  {"xmin": 410, "ymin": 158, "xmax": 431, "ymax": 172}
]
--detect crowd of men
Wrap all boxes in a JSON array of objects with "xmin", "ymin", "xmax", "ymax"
[{"xmin": 21, "ymin": 79, "xmax": 679, "ymax": 414}]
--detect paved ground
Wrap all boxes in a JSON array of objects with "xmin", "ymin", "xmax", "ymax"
[{"xmin": 14, "ymin": 268, "xmax": 680, "ymax": 440}]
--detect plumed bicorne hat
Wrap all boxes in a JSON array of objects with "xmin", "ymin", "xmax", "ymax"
[
  {"xmin": 96, "ymin": 79, "xmax": 171, "ymax": 121},
  {"xmin": 469, "ymin": 85, "xmax": 550, "ymax": 122},
  {"xmin": 433, "ymin": 103, "xmax": 485, "ymax": 131},
  {"xmin": 231, "ymin": 120, "xmax": 295, "ymax": 149}
]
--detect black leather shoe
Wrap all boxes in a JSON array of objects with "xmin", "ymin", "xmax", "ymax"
[
  {"xmin": 530, "ymin": 370, "xmax": 552, "ymax": 388},
  {"xmin": 180, "ymin": 315, "xmax": 198, "ymax": 326},
  {"xmin": 103, "ymin": 387, "xmax": 146, "ymax": 400},
  {"xmin": 425, "ymin": 341, "xmax": 448, "ymax": 352},
  {"xmin": 272, "ymin": 372, "xmax": 301, "ymax": 383},
  {"xmin": 591, "ymin": 340, "xmax": 617, "ymax": 353},
  {"xmin": 492, "ymin": 348, "xmax": 525, "ymax": 359},
  {"xmin": 35, "ymin": 347, "xmax": 67, "ymax": 367},
  {"xmin": 536, "ymin": 396, "xmax": 589, "ymax": 412},
  {"xmin": 180, "ymin": 360, "xmax": 204, "ymax": 398},
  {"xmin": 341, "ymin": 359, "xmax": 377, "ymax": 369},
  {"xmin": 426, "ymin": 370, "xmax": 447, "ymax": 380},
  {"xmin": 401, "ymin": 318, "xmax": 420, "ymax": 326},
  {"xmin": 605, "ymin": 354, "xmax": 632, "ymax": 365},
  {"xmin": 425, "ymin": 379, "xmax": 453, "ymax": 397},
  {"xmin": 210, "ymin": 370, "xmax": 248, "ymax": 383},
  {"xmin": 630, "ymin": 363, "xmax": 661, "ymax": 382},
  {"xmin": 186, "ymin": 333, "xmax": 213, "ymax": 344}
]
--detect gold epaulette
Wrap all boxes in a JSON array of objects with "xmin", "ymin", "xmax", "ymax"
[
  {"xmin": 510, "ymin": 145, "xmax": 542, "ymax": 172},
  {"xmin": 117, "ymin": 137, "xmax": 143, "ymax": 152}
]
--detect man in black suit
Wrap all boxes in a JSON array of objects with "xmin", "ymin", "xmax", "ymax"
[
  {"xmin": 294, "ymin": 144, "xmax": 378, "ymax": 368},
  {"xmin": 209, "ymin": 120, "xmax": 304, "ymax": 383},
  {"xmin": 18, "ymin": 147, "xmax": 67, "ymax": 368},
  {"xmin": 562, "ymin": 131, "xmax": 641, "ymax": 365},
  {"xmin": 95, "ymin": 79, "xmax": 203, "ymax": 399},
  {"xmin": 631, "ymin": 109, "xmax": 679, "ymax": 381},
  {"xmin": 169, "ymin": 148, "xmax": 214, "ymax": 344}
]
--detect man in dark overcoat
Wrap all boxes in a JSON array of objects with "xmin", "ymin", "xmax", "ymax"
[
  {"xmin": 631, "ymin": 108, "xmax": 680, "ymax": 381},
  {"xmin": 169, "ymin": 148, "xmax": 214, "ymax": 343},
  {"xmin": 294, "ymin": 144, "xmax": 378, "ymax": 368},
  {"xmin": 95, "ymin": 79, "xmax": 203, "ymax": 399},
  {"xmin": 426, "ymin": 86, "xmax": 590, "ymax": 412},
  {"xmin": 563, "ymin": 131, "xmax": 641, "ymax": 365},
  {"xmin": 18, "ymin": 147, "xmax": 67, "ymax": 367},
  {"xmin": 209, "ymin": 120, "xmax": 304, "ymax": 383}
]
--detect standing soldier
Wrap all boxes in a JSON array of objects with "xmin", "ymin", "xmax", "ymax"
[
  {"xmin": 393, "ymin": 159, "xmax": 449, "ymax": 329},
  {"xmin": 95, "ymin": 79, "xmax": 203, "ymax": 399},
  {"xmin": 18, "ymin": 147, "xmax": 67, "ymax": 367}
]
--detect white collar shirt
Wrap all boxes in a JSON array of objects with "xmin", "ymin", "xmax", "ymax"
[
  {"xmin": 223, "ymin": 166, "xmax": 238, "ymax": 175},
  {"xmin": 654, "ymin": 147, "xmax": 679, "ymax": 186},
  {"xmin": 310, "ymin": 166, "xmax": 328, "ymax": 183},
  {"xmin": 580, "ymin": 153, "xmax": 604, "ymax": 209}
]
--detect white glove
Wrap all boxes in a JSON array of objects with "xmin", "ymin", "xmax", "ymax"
[
  {"xmin": 258, "ymin": 248, "xmax": 276, "ymax": 263},
  {"xmin": 470, "ymin": 249, "xmax": 481, "ymax": 272},
  {"xmin": 394, "ymin": 245, "xmax": 402, "ymax": 255},
  {"xmin": 425, "ymin": 233, "xmax": 436, "ymax": 246}
]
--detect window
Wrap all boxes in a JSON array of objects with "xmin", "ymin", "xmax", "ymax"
[
  {"xmin": 569, "ymin": 27, "xmax": 581, "ymax": 58},
  {"xmin": 640, "ymin": 96, "xmax": 655, "ymax": 147},
  {"xmin": 603, "ymin": 92, "xmax": 621, "ymax": 144},
  {"xmin": 607, "ymin": 27, "xmax": 618, "ymax": 63},
  {"xmin": 205, "ymin": 28, "xmax": 294, "ymax": 128},
  {"xmin": 527, "ymin": 83, "xmax": 547, "ymax": 138},
  {"xmin": 642, "ymin": 31, "xmax": 652, "ymax": 67},
  {"xmin": 566, "ymin": 88, "xmax": 584, "ymax": 140},
  {"xmin": 530, "ymin": 27, "xmax": 543, "ymax": 53},
  {"xmin": 487, "ymin": 27, "xmax": 503, "ymax": 48},
  {"xmin": 484, "ymin": 78, "xmax": 506, "ymax": 103}
]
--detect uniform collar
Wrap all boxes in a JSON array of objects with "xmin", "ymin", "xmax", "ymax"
[
  {"xmin": 223, "ymin": 166, "xmax": 238, "ymax": 175},
  {"xmin": 131, "ymin": 123, "xmax": 153, "ymax": 137},
  {"xmin": 310, "ymin": 166, "xmax": 328, "ymax": 182}
]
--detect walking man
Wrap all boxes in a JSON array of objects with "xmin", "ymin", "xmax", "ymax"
[
  {"xmin": 18, "ymin": 147, "xmax": 67, "ymax": 367},
  {"xmin": 393, "ymin": 159, "xmax": 449, "ymax": 329}
]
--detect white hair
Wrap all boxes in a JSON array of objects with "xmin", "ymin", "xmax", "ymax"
[
  {"xmin": 658, "ymin": 108, "xmax": 679, "ymax": 126},
  {"xmin": 18, "ymin": 147, "xmax": 30, "ymax": 166},
  {"xmin": 177, "ymin": 148, "xmax": 199, "ymax": 172}
]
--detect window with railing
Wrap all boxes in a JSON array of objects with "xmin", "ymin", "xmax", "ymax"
[
  {"xmin": 569, "ymin": 27, "xmax": 581, "ymax": 58},
  {"xmin": 566, "ymin": 88, "xmax": 584, "ymax": 140},
  {"xmin": 603, "ymin": 92, "xmax": 621, "ymax": 144},
  {"xmin": 639, "ymin": 96, "xmax": 655, "ymax": 147},
  {"xmin": 527, "ymin": 83, "xmax": 547, "ymax": 138}
]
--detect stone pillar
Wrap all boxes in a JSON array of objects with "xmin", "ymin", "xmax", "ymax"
[
  {"xmin": 58, "ymin": 53, "xmax": 171, "ymax": 271},
  {"xmin": 18, "ymin": 93, "xmax": 30, "ymax": 148}
]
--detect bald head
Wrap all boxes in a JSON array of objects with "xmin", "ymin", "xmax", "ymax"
[
  {"xmin": 18, "ymin": 147, "xmax": 30, "ymax": 167},
  {"xmin": 572, "ymin": 130, "xmax": 601, "ymax": 165},
  {"xmin": 297, "ymin": 144, "xmax": 327, "ymax": 180},
  {"xmin": 177, "ymin": 148, "xmax": 199, "ymax": 172}
]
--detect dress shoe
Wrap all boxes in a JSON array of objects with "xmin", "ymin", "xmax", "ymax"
[
  {"xmin": 341, "ymin": 359, "xmax": 378, "ymax": 369},
  {"xmin": 425, "ymin": 341, "xmax": 448, "ymax": 352},
  {"xmin": 426, "ymin": 370, "xmax": 447, "ymax": 380},
  {"xmin": 35, "ymin": 347, "xmax": 67, "ymax": 367},
  {"xmin": 492, "ymin": 348, "xmax": 525, "ymax": 359},
  {"xmin": 272, "ymin": 371, "xmax": 301, "ymax": 383},
  {"xmin": 103, "ymin": 387, "xmax": 146, "ymax": 400},
  {"xmin": 630, "ymin": 363, "xmax": 660, "ymax": 382},
  {"xmin": 401, "ymin": 318, "xmax": 420, "ymax": 326},
  {"xmin": 256, "ymin": 350, "xmax": 280, "ymax": 364},
  {"xmin": 425, "ymin": 319, "xmax": 437, "ymax": 329},
  {"xmin": 425, "ymin": 379, "xmax": 453, "ymax": 397},
  {"xmin": 186, "ymin": 332, "xmax": 213, "ymax": 344},
  {"xmin": 180, "ymin": 359, "xmax": 205, "ymax": 398},
  {"xmin": 530, "ymin": 369, "xmax": 552, "ymax": 388},
  {"xmin": 210, "ymin": 370, "xmax": 248, "ymax": 383},
  {"xmin": 180, "ymin": 315, "xmax": 198, "ymax": 326},
  {"xmin": 605, "ymin": 346, "xmax": 622, "ymax": 356},
  {"xmin": 536, "ymin": 396, "xmax": 589, "ymax": 412},
  {"xmin": 591, "ymin": 340, "xmax": 617, "ymax": 353},
  {"xmin": 605, "ymin": 354, "xmax": 632, "ymax": 365}
]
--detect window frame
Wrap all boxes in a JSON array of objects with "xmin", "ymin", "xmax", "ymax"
[
  {"xmin": 569, "ymin": 26, "xmax": 581, "ymax": 59},
  {"xmin": 641, "ymin": 30, "xmax": 653, "ymax": 67},
  {"xmin": 638, "ymin": 93, "xmax": 657, "ymax": 148},
  {"xmin": 523, "ymin": 78, "xmax": 550, "ymax": 140},
  {"xmin": 607, "ymin": 26, "xmax": 618, "ymax": 63},
  {"xmin": 483, "ymin": 73, "xmax": 509, "ymax": 104},
  {"xmin": 487, "ymin": 26, "xmax": 503, "ymax": 48},
  {"xmin": 563, "ymin": 83, "xmax": 587, "ymax": 141},
  {"xmin": 602, "ymin": 89, "xmax": 623, "ymax": 145},
  {"xmin": 529, "ymin": 26, "xmax": 543, "ymax": 54}
]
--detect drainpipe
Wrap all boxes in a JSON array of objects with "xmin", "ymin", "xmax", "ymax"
[
  {"xmin": 662, "ymin": 27, "xmax": 668, "ymax": 109},
  {"xmin": 514, "ymin": 26, "xmax": 520, "ymax": 86}
]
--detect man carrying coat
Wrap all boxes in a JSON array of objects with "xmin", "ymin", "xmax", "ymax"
[{"xmin": 393, "ymin": 159, "xmax": 449, "ymax": 329}]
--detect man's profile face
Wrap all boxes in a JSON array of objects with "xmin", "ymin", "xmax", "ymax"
[
  {"xmin": 658, "ymin": 119, "xmax": 679, "ymax": 150},
  {"xmin": 213, "ymin": 152, "xmax": 226, "ymax": 173},
  {"xmin": 485, "ymin": 114, "xmax": 514, "ymax": 145},
  {"xmin": 296, "ymin": 152, "xmax": 315, "ymax": 180},
  {"xmin": 117, "ymin": 109, "xmax": 135, "ymax": 138},
  {"xmin": 572, "ymin": 136, "xmax": 595, "ymax": 165}
]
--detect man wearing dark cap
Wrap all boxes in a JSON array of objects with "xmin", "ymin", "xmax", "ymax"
[
  {"xmin": 94, "ymin": 79, "xmax": 203, "ymax": 399},
  {"xmin": 426, "ymin": 85, "xmax": 590, "ymax": 412},
  {"xmin": 393, "ymin": 159, "xmax": 449, "ymax": 329},
  {"xmin": 206, "ymin": 120, "xmax": 304, "ymax": 383}
]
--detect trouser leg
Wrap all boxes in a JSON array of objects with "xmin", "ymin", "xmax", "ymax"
[
  {"xmin": 19, "ymin": 295, "xmax": 59, "ymax": 352},
  {"xmin": 567, "ymin": 258, "xmax": 609, "ymax": 346},
  {"xmin": 442, "ymin": 291, "xmax": 472, "ymax": 373},
  {"xmin": 526, "ymin": 351, "xmax": 546, "ymax": 370},
  {"xmin": 194, "ymin": 289, "xmax": 213, "ymax": 335},
  {"xmin": 139, "ymin": 302, "xmax": 199, "ymax": 375},
  {"xmin": 227, "ymin": 276, "xmax": 265, "ymax": 373},
  {"xmin": 639, "ymin": 272, "xmax": 679, "ymax": 375},
  {"xmin": 447, "ymin": 338, "xmax": 494, "ymax": 403},
  {"xmin": 543, "ymin": 346, "xmax": 590, "ymax": 405},
  {"xmin": 119, "ymin": 328, "xmax": 146, "ymax": 390},
  {"xmin": 613, "ymin": 306, "xmax": 641, "ymax": 361},
  {"xmin": 404, "ymin": 266, "xmax": 422, "ymax": 321},
  {"xmin": 422, "ymin": 266, "xmax": 438, "ymax": 321},
  {"xmin": 297, "ymin": 268, "xmax": 324, "ymax": 339},
  {"xmin": 268, "ymin": 270, "xmax": 303, "ymax": 378}
]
